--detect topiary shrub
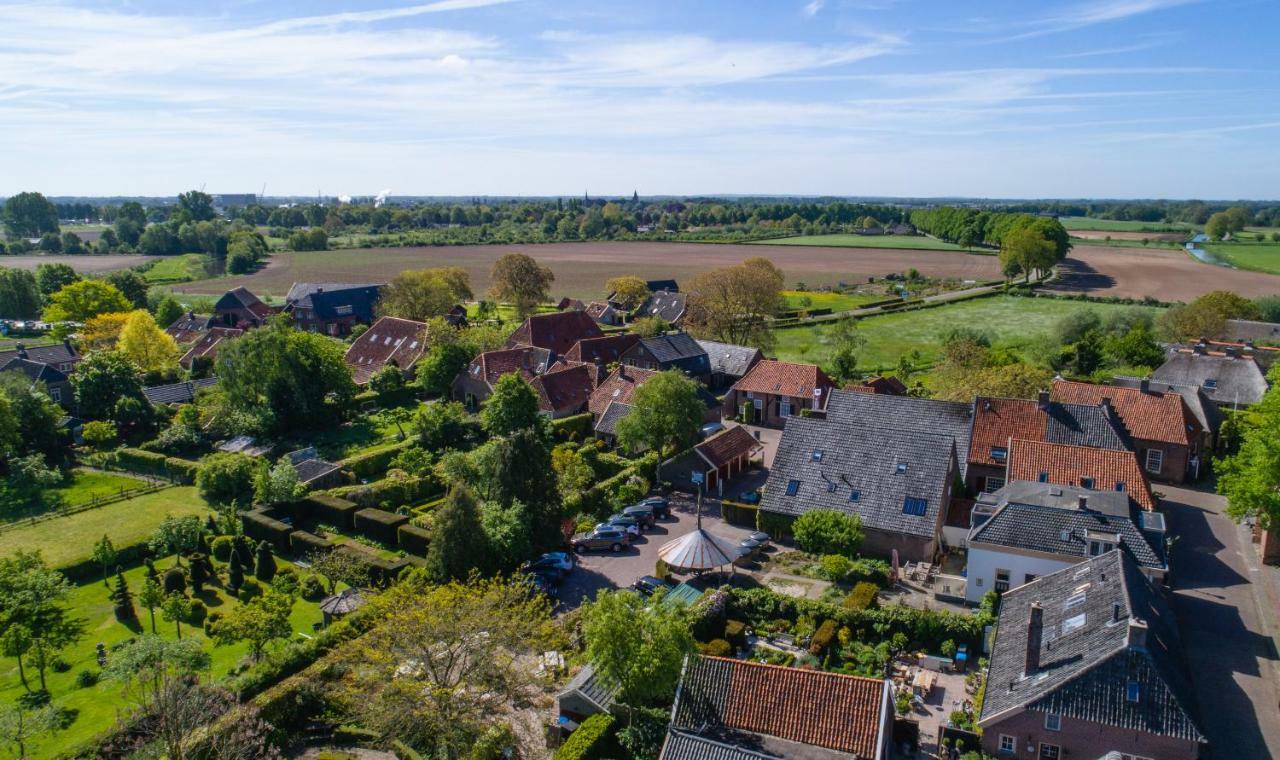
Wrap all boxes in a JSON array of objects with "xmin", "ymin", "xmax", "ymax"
[
  {"xmin": 300, "ymin": 574, "xmax": 326, "ymax": 601},
  {"xmin": 809, "ymin": 619, "xmax": 838, "ymax": 656},
  {"xmin": 210, "ymin": 535, "xmax": 234, "ymax": 562},
  {"xmin": 843, "ymin": 582, "xmax": 880, "ymax": 612},
  {"xmin": 188, "ymin": 600, "xmax": 206, "ymax": 624},
  {"xmin": 188, "ymin": 553, "xmax": 210, "ymax": 593},
  {"xmin": 75, "ymin": 669, "xmax": 98, "ymax": 688},
  {"xmin": 254, "ymin": 540, "xmax": 277, "ymax": 582},
  {"xmin": 162, "ymin": 566, "xmax": 187, "ymax": 595},
  {"xmin": 50, "ymin": 656, "xmax": 71, "ymax": 673},
  {"xmin": 204, "ymin": 610, "xmax": 222, "ymax": 635},
  {"xmin": 553, "ymin": 713, "xmax": 616, "ymax": 760},
  {"xmin": 724, "ymin": 620, "xmax": 747, "ymax": 647},
  {"xmin": 237, "ymin": 578, "xmax": 262, "ymax": 602}
]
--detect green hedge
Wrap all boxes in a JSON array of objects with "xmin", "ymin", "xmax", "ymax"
[
  {"xmin": 329, "ymin": 474, "xmax": 442, "ymax": 510},
  {"xmin": 108, "ymin": 447, "xmax": 201, "ymax": 483},
  {"xmin": 59, "ymin": 541, "xmax": 152, "ymax": 584},
  {"xmin": 397, "ymin": 523, "xmax": 431, "ymax": 556},
  {"xmin": 241, "ymin": 509, "xmax": 292, "ymax": 550},
  {"xmin": 755, "ymin": 510, "xmax": 795, "ymax": 538},
  {"xmin": 551, "ymin": 412, "xmax": 594, "ymax": 443},
  {"xmin": 353, "ymin": 508, "xmax": 408, "ymax": 545},
  {"xmin": 297, "ymin": 493, "xmax": 360, "ymax": 530},
  {"xmin": 843, "ymin": 582, "xmax": 880, "ymax": 611},
  {"xmin": 339, "ymin": 439, "xmax": 416, "ymax": 480},
  {"xmin": 721, "ymin": 500, "xmax": 758, "ymax": 527},
  {"xmin": 553, "ymin": 713, "xmax": 617, "ymax": 760},
  {"xmin": 289, "ymin": 530, "xmax": 333, "ymax": 556}
]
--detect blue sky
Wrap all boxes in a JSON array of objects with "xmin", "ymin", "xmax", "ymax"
[{"xmin": 2, "ymin": 0, "xmax": 1277, "ymax": 199}]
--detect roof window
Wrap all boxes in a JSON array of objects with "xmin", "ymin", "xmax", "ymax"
[
  {"xmin": 1115, "ymin": 481, "xmax": 1126, "ymax": 492},
  {"xmin": 895, "ymin": 462, "xmax": 908, "ymax": 474},
  {"xmin": 1062, "ymin": 613, "xmax": 1086, "ymax": 634},
  {"xmin": 990, "ymin": 446, "xmax": 1008, "ymax": 462},
  {"xmin": 1126, "ymin": 681, "xmax": 1140, "ymax": 703},
  {"xmin": 785, "ymin": 480, "xmax": 800, "ymax": 497},
  {"xmin": 1038, "ymin": 471, "xmax": 1049, "ymax": 483},
  {"xmin": 1203, "ymin": 378, "xmax": 1217, "ymax": 389},
  {"xmin": 902, "ymin": 497, "xmax": 928, "ymax": 516},
  {"xmin": 811, "ymin": 450, "xmax": 824, "ymax": 462},
  {"xmin": 1080, "ymin": 477, "xmax": 1095, "ymax": 489},
  {"xmin": 849, "ymin": 489, "xmax": 861, "ymax": 503}
]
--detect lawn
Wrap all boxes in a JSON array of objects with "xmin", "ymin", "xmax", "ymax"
[
  {"xmin": 772, "ymin": 295, "xmax": 1162, "ymax": 374},
  {"xmin": 1058, "ymin": 217, "xmax": 1191, "ymax": 232},
  {"xmin": 0, "ymin": 487, "xmax": 212, "ymax": 569},
  {"xmin": 140, "ymin": 253, "xmax": 209, "ymax": 284},
  {"xmin": 753, "ymin": 233, "xmax": 965, "ymax": 251},
  {"xmin": 781, "ymin": 290, "xmax": 884, "ymax": 312},
  {"xmin": 0, "ymin": 554, "xmax": 326, "ymax": 759},
  {"xmin": 44, "ymin": 470, "xmax": 149, "ymax": 508},
  {"xmin": 1204, "ymin": 242, "xmax": 1280, "ymax": 275}
]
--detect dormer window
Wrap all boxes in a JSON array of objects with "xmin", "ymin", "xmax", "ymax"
[
  {"xmin": 989, "ymin": 446, "xmax": 1007, "ymax": 462},
  {"xmin": 1115, "ymin": 481, "xmax": 1126, "ymax": 492},
  {"xmin": 1080, "ymin": 477, "xmax": 1095, "ymax": 490},
  {"xmin": 1038, "ymin": 471, "xmax": 1049, "ymax": 483}
]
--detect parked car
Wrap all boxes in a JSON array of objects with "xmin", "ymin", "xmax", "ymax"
[
  {"xmin": 738, "ymin": 490, "xmax": 761, "ymax": 505},
  {"xmin": 631, "ymin": 575, "xmax": 673, "ymax": 596},
  {"xmin": 525, "ymin": 571, "xmax": 560, "ymax": 599},
  {"xmin": 700, "ymin": 422, "xmax": 725, "ymax": 438},
  {"xmin": 525, "ymin": 556, "xmax": 572, "ymax": 580},
  {"xmin": 599, "ymin": 515, "xmax": 640, "ymax": 536},
  {"xmin": 571, "ymin": 528, "xmax": 631, "ymax": 553},
  {"xmin": 640, "ymin": 496, "xmax": 672, "ymax": 519},
  {"xmin": 535, "ymin": 551, "xmax": 574, "ymax": 572},
  {"xmin": 622, "ymin": 503, "xmax": 656, "ymax": 528}
]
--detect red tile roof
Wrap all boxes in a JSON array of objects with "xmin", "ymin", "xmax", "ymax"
[
  {"xmin": 466, "ymin": 346, "xmax": 553, "ymax": 387},
  {"xmin": 178, "ymin": 327, "xmax": 242, "ymax": 369},
  {"xmin": 531, "ymin": 363, "xmax": 595, "ymax": 415},
  {"xmin": 730, "ymin": 359, "xmax": 834, "ymax": 399},
  {"xmin": 1052, "ymin": 379, "xmax": 1197, "ymax": 446},
  {"xmin": 506, "ymin": 310, "xmax": 604, "ymax": 357},
  {"xmin": 1007, "ymin": 439, "xmax": 1156, "ymax": 509},
  {"xmin": 588, "ymin": 365, "xmax": 657, "ymax": 416},
  {"xmin": 343, "ymin": 316, "xmax": 428, "ymax": 385},
  {"xmin": 860, "ymin": 375, "xmax": 908, "ymax": 395},
  {"xmin": 681, "ymin": 656, "xmax": 886, "ymax": 757},
  {"xmin": 694, "ymin": 426, "xmax": 761, "ymax": 469},
  {"xmin": 969, "ymin": 397, "xmax": 1046, "ymax": 466}
]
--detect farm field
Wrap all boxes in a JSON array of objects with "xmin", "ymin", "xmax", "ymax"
[
  {"xmin": 0, "ymin": 253, "xmax": 157, "ymax": 274},
  {"xmin": 1203, "ymin": 242, "xmax": 1280, "ymax": 275},
  {"xmin": 751, "ymin": 233, "xmax": 966, "ymax": 251},
  {"xmin": 1048, "ymin": 243, "xmax": 1280, "ymax": 302},
  {"xmin": 1069, "ymin": 229, "xmax": 1188, "ymax": 242},
  {"xmin": 0, "ymin": 487, "xmax": 211, "ymax": 569},
  {"xmin": 781, "ymin": 290, "xmax": 884, "ymax": 312},
  {"xmin": 0, "ymin": 554, "xmax": 326, "ymax": 759},
  {"xmin": 171, "ymin": 241, "xmax": 1005, "ymax": 300},
  {"xmin": 773, "ymin": 295, "xmax": 1160, "ymax": 373},
  {"xmin": 139, "ymin": 252, "xmax": 208, "ymax": 283},
  {"xmin": 1058, "ymin": 216, "xmax": 1192, "ymax": 232}
]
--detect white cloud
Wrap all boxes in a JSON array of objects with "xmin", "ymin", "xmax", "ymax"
[{"xmin": 804, "ymin": 0, "xmax": 826, "ymax": 17}]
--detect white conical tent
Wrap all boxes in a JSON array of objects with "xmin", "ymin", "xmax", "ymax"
[{"xmin": 658, "ymin": 528, "xmax": 744, "ymax": 572}]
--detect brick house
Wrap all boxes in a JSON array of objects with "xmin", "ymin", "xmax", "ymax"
[
  {"xmin": 213, "ymin": 287, "xmax": 273, "ymax": 329},
  {"xmin": 1052, "ymin": 379, "xmax": 1203, "ymax": 483},
  {"xmin": 978, "ymin": 551, "xmax": 1205, "ymax": 759},
  {"xmin": 694, "ymin": 338, "xmax": 763, "ymax": 390},
  {"xmin": 529, "ymin": 363, "xmax": 596, "ymax": 418},
  {"xmin": 505, "ymin": 310, "xmax": 604, "ymax": 358},
  {"xmin": 343, "ymin": 316, "xmax": 428, "ymax": 385},
  {"xmin": 0, "ymin": 340, "xmax": 81, "ymax": 376},
  {"xmin": 1006, "ymin": 439, "xmax": 1156, "ymax": 511},
  {"xmin": 563, "ymin": 334, "xmax": 640, "ymax": 382},
  {"xmin": 583, "ymin": 301, "xmax": 623, "ymax": 326},
  {"xmin": 0, "ymin": 356, "xmax": 73, "ymax": 408},
  {"xmin": 179, "ymin": 327, "xmax": 243, "ymax": 371},
  {"xmin": 451, "ymin": 346, "xmax": 554, "ymax": 411},
  {"xmin": 164, "ymin": 312, "xmax": 216, "ymax": 344},
  {"xmin": 722, "ymin": 359, "xmax": 834, "ymax": 427}
]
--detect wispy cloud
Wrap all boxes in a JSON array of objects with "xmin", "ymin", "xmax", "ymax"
[
  {"xmin": 982, "ymin": 0, "xmax": 1198, "ymax": 42},
  {"xmin": 804, "ymin": 0, "xmax": 825, "ymax": 17},
  {"xmin": 1053, "ymin": 33, "xmax": 1178, "ymax": 59}
]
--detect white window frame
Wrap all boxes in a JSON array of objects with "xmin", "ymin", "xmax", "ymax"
[
  {"xmin": 1145, "ymin": 448, "xmax": 1164, "ymax": 475},
  {"xmin": 995, "ymin": 568, "xmax": 1011, "ymax": 592},
  {"xmin": 1039, "ymin": 743, "xmax": 1061, "ymax": 760},
  {"xmin": 1044, "ymin": 713, "xmax": 1061, "ymax": 731},
  {"xmin": 998, "ymin": 734, "xmax": 1016, "ymax": 754},
  {"xmin": 780, "ymin": 399, "xmax": 793, "ymax": 417},
  {"xmin": 50, "ymin": 387, "xmax": 61, "ymax": 402},
  {"xmin": 983, "ymin": 476, "xmax": 1005, "ymax": 493}
]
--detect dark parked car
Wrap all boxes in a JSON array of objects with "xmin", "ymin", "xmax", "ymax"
[
  {"xmin": 631, "ymin": 575, "xmax": 673, "ymax": 596},
  {"xmin": 640, "ymin": 496, "xmax": 671, "ymax": 519},
  {"xmin": 738, "ymin": 490, "xmax": 761, "ymax": 505},
  {"xmin": 571, "ymin": 528, "xmax": 631, "ymax": 553},
  {"xmin": 599, "ymin": 515, "xmax": 641, "ymax": 536},
  {"xmin": 622, "ymin": 503, "xmax": 656, "ymax": 528},
  {"xmin": 525, "ymin": 556, "xmax": 571, "ymax": 580}
]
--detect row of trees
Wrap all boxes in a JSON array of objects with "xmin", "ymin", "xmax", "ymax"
[{"xmin": 909, "ymin": 207, "xmax": 1071, "ymax": 255}]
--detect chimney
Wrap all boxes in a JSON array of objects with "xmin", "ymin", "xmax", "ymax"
[
  {"xmin": 1077, "ymin": 494, "xmax": 1089, "ymax": 510},
  {"xmin": 1194, "ymin": 342, "xmax": 1207, "ymax": 355},
  {"xmin": 63, "ymin": 338, "xmax": 73, "ymax": 354},
  {"xmin": 1127, "ymin": 618, "xmax": 1148, "ymax": 649},
  {"xmin": 1139, "ymin": 377, "xmax": 1150, "ymax": 394},
  {"xmin": 1024, "ymin": 602, "xmax": 1044, "ymax": 676},
  {"xmin": 15, "ymin": 343, "xmax": 27, "ymax": 359},
  {"xmin": 1100, "ymin": 397, "xmax": 1112, "ymax": 417},
  {"xmin": 1112, "ymin": 602, "xmax": 1123, "ymax": 624},
  {"xmin": 1037, "ymin": 390, "xmax": 1050, "ymax": 411},
  {"xmin": 186, "ymin": 310, "xmax": 194, "ymax": 319}
]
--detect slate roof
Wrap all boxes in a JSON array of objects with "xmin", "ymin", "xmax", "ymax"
[
  {"xmin": 671, "ymin": 656, "xmax": 886, "ymax": 759},
  {"xmin": 1152, "ymin": 351, "xmax": 1268, "ymax": 407},
  {"xmin": 969, "ymin": 397, "xmax": 1131, "ymax": 467},
  {"xmin": 646, "ymin": 279, "xmax": 679, "ymax": 293},
  {"xmin": 970, "ymin": 482, "xmax": 1165, "ymax": 570},
  {"xmin": 694, "ymin": 426, "xmax": 761, "ymax": 469},
  {"xmin": 695, "ymin": 339, "xmax": 763, "ymax": 379},
  {"xmin": 559, "ymin": 663, "xmax": 620, "ymax": 714},
  {"xmin": 285, "ymin": 282, "xmax": 381, "ymax": 304},
  {"xmin": 1052, "ymin": 379, "xmax": 1198, "ymax": 446},
  {"xmin": 564, "ymin": 333, "xmax": 639, "ymax": 366},
  {"xmin": 659, "ymin": 729, "xmax": 775, "ymax": 760},
  {"xmin": 142, "ymin": 377, "xmax": 219, "ymax": 405},
  {"xmin": 1007, "ymin": 439, "xmax": 1156, "ymax": 510},
  {"xmin": 637, "ymin": 291, "xmax": 688, "ymax": 323},
  {"xmin": 761, "ymin": 415, "xmax": 956, "ymax": 538},
  {"xmin": 179, "ymin": 327, "xmax": 242, "ymax": 369},
  {"xmin": 506, "ymin": 310, "xmax": 604, "ymax": 357},
  {"xmin": 979, "ymin": 551, "xmax": 1203, "ymax": 744},
  {"xmin": 824, "ymin": 389, "xmax": 972, "ymax": 478},
  {"xmin": 294, "ymin": 457, "xmax": 342, "ymax": 485},
  {"xmin": 588, "ymin": 365, "xmax": 657, "ymax": 416},
  {"xmin": 164, "ymin": 312, "xmax": 215, "ymax": 343},
  {"xmin": 0, "ymin": 341, "xmax": 78, "ymax": 367},
  {"xmin": 639, "ymin": 333, "xmax": 707, "ymax": 364},
  {"xmin": 531, "ymin": 363, "xmax": 596, "ymax": 415},
  {"xmin": 1223, "ymin": 317, "xmax": 1280, "ymax": 344},
  {"xmin": 730, "ymin": 360, "xmax": 834, "ymax": 400},
  {"xmin": 343, "ymin": 316, "xmax": 428, "ymax": 385},
  {"xmin": 1110, "ymin": 376, "xmax": 1222, "ymax": 437},
  {"xmin": 0, "ymin": 357, "xmax": 66, "ymax": 384},
  {"xmin": 594, "ymin": 401, "xmax": 634, "ymax": 436},
  {"xmin": 584, "ymin": 301, "xmax": 615, "ymax": 320},
  {"xmin": 286, "ymin": 283, "xmax": 381, "ymax": 322},
  {"xmin": 464, "ymin": 346, "xmax": 554, "ymax": 387}
]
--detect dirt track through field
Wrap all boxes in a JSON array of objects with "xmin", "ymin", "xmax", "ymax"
[
  {"xmin": 0, "ymin": 253, "xmax": 156, "ymax": 274},
  {"xmin": 1047, "ymin": 244, "xmax": 1280, "ymax": 301},
  {"xmin": 173, "ymin": 242, "xmax": 1002, "ymax": 299}
]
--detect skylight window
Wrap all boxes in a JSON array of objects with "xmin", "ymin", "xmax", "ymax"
[
  {"xmin": 902, "ymin": 497, "xmax": 928, "ymax": 516},
  {"xmin": 785, "ymin": 480, "xmax": 800, "ymax": 497},
  {"xmin": 895, "ymin": 463, "xmax": 908, "ymax": 474},
  {"xmin": 1065, "ymin": 592, "xmax": 1086, "ymax": 610},
  {"xmin": 990, "ymin": 446, "xmax": 1008, "ymax": 462},
  {"xmin": 1062, "ymin": 613, "xmax": 1086, "ymax": 633},
  {"xmin": 1115, "ymin": 481, "xmax": 1126, "ymax": 492},
  {"xmin": 1127, "ymin": 682, "xmax": 1141, "ymax": 703},
  {"xmin": 811, "ymin": 450, "xmax": 824, "ymax": 462},
  {"xmin": 1203, "ymin": 378, "xmax": 1218, "ymax": 390},
  {"xmin": 849, "ymin": 489, "xmax": 861, "ymax": 503}
]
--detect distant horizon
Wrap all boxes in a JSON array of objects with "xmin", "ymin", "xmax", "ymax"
[{"xmin": 2, "ymin": 0, "xmax": 1279, "ymax": 197}]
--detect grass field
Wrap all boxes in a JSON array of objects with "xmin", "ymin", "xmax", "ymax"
[
  {"xmin": 1203, "ymin": 242, "xmax": 1280, "ymax": 275},
  {"xmin": 752, "ymin": 234, "xmax": 965, "ymax": 251},
  {"xmin": 1069, "ymin": 238, "xmax": 1183, "ymax": 250},
  {"xmin": 1058, "ymin": 217, "xmax": 1192, "ymax": 232},
  {"xmin": 44, "ymin": 470, "xmax": 148, "ymax": 508},
  {"xmin": 0, "ymin": 554, "xmax": 326, "ymax": 759},
  {"xmin": 772, "ymin": 295, "xmax": 1161, "ymax": 373},
  {"xmin": 0, "ymin": 487, "xmax": 212, "ymax": 569},
  {"xmin": 140, "ymin": 253, "xmax": 209, "ymax": 284},
  {"xmin": 781, "ymin": 290, "xmax": 883, "ymax": 312}
]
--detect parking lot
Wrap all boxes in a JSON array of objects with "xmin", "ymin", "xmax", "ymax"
[{"xmin": 557, "ymin": 489, "xmax": 756, "ymax": 608}]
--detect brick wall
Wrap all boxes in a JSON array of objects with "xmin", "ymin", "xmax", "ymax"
[{"xmin": 981, "ymin": 709, "xmax": 1202, "ymax": 759}]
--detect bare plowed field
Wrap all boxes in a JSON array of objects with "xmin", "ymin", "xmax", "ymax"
[
  {"xmin": 0, "ymin": 254, "xmax": 156, "ymax": 274},
  {"xmin": 1069, "ymin": 230, "xmax": 1188, "ymax": 242},
  {"xmin": 173, "ymin": 242, "xmax": 1001, "ymax": 299},
  {"xmin": 1047, "ymin": 244, "xmax": 1280, "ymax": 301}
]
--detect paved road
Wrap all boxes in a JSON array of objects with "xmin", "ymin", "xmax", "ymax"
[{"xmin": 1162, "ymin": 484, "xmax": 1280, "ymax": 758}]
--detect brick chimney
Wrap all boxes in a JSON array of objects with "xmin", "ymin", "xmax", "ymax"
[
  {"xmin": 1037, "ymin": 390, "xmax": 1050, "ymax": 411},
  {"xmin": 1077, "ymin": 494, "xmax": 1089, "ymax": 510},
  {"xmin": 1127, "ymin": 617, "xmax": 1148, "ymax": 649},
  {"xmin": 1139, "ymin": 377, "xmax": 1150, "ymax": 394},
  {"xmin": 1024, "ymin": 602, "xmax": 1044, "ymax": 677}
]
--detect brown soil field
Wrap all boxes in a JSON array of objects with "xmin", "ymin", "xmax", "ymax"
[
  {"xmin": 1069, "ymin": 230, "xmax": 1188, "ymax": 242},
  {"xmin": 1047, "ymin": 244, "xmax": 1280, "ymax": 302},
  {"xmin": 173, "ymin": 242, "xmax": 1002, "ymax": 300},
  {"xmin": 0, "ymin": 253, "xmax": 156, "ymax": 274}
]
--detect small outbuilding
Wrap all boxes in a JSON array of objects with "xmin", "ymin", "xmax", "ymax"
[{"xmin": 319, "ymin": 588, "xmax": 366, "ymax": 626}]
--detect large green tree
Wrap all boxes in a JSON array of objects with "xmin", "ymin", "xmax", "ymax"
[
  {"xmin": 41, "ymin": 279, "xmax": 131, "ymax": 322},
  {"xmin": 216, "ymin": 319, "xmax": 356, "ymax": 434},
  {"xmin": 481, "ymin": 372, "xmax": 542, "ymax": 436},
  {"xmin": 1, "ymin": 192, "xmax": 59, "ymax": 239},
  {"xmin": 70, "ymin": 350, "xmax": 145, "ymax": 421},
  {"xmin": 488, "ymin": 253, "xmax": 554, "ymax": 317},
  {"xmin": 377, "ymin": 267, "xmax": 473, "ymax": 321},
  {"xmin": 615, "ymin": 370, "xmax": 704, "ymax": 481},
  {"xmin": 1218, "ymin": 369, "xmax": 1280, "ymax": 528},
  {"xmin": 0, "ymin": 551, "xmax": 85, "ymax": 693},
  {"xmin": 32, "ymin": 263, "xmax": 79, "ymax": 297},
  {"xmin": 425, "ymin": 486, "xmax": 488, "ymax": 581},
  {"xmin": 0, "ymin": 268, "xmax": 42, "ymax": 320},
  {"xmin": 209, "ymin": 591, "xmax": 293, "ymax": 661},
  {"xmin": 582, "ymin": 589, "xmax": 695, "ymax": 706},
  {"xmin": 177, "ymin": 191, "xmax": 216, "ymax": 222},
  {"xmin": 684, "ymin": 257, "xmax": 784, "ymax": 350}
]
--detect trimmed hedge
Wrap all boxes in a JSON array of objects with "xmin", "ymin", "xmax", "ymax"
[
  {"xmin": 241, "ymin": 509, "xmax": 292, "ymax": 550},
  {"xmin": 59, "ymin": 541, "xmax": 151, "ymax": 584},
  {"xmin": 298, "ymin": 493, "xmax": 360, "ymax": 530},
  {"xmin": 353, "ymin": 508, "xmax": 408, "ymax": 544},
  {"xmin": 720, "ymin": 500, "xmax": 758, "ymax": 528},
  {"xmin": 551, "ymin": 412, "xmax": 594, "ymax": 442},
  {"xmin": 289, "ymin": 530, "xmax": 333, "ymax": 556},
  {"xmin": 554, "ymin": 713, "xmax": 617, "ymax": 760},
  {"xmin": 339, "ymin": 439, "xmax": 416, "ymax": 480},
  {"xmin": 396, "ymin": 523, "xmax": 431, "ymax": 556},
  {"xmin": 755, "ymin": 509, "xmax": 795, "ymax": 538},
  {"xmin": 108, "ymin": 447, "xmax": 201, "ymax": 483},
  {"xmin": 329, "ymin": 474, "xmax": 442, "ymax": 510},
  {"xmin": 809, "ymin": 619, "xmax": 838, "ymax": 655},
  {"xmin": 843, "ymin": 582, "xmax": 881, "ymax": 611},
  {"xmin": 362, "ymin": 554, "xmax": 411, "ymax": 587}
]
